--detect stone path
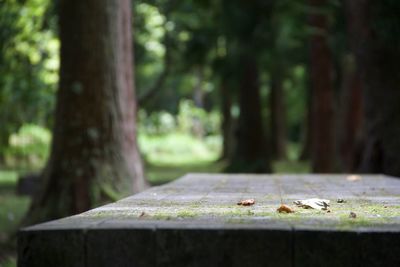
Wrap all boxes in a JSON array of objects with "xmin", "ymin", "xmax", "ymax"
[{"xmin": 19, "ymin": 174, "xmax": 400, "ymax": 267}]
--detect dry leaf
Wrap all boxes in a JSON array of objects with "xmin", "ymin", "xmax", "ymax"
[
  {"xmin": 294, "ymin": 198, "xmax": 330, "ymax": 210},
  {"xmin": 237, "ymin": 199, "xmax": 255, "ymax": 206},
  {"xmin": 349, "ymin": 212, "xmax": 357, "ymax": 219},
  {"xmin": 337, "ymin": 198, "xmax": 346, "ymax": 203},
  {"xmin": 277, "ymin": 204, "xmax": 294, "ymax": 213},
  {"xmin": 347, "ymin": 175, "xmax": 362, "ymax": 182},
  {"xmin": 139, "ymin": 211, "xmax": 147, "ymax": 218}
]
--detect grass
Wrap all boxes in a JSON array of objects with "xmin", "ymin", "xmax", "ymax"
[
  {"xmin": 0, "ymin": 171, "xmax": 18, "ymax": 190},
  {"xmin": 146, "ymin": 160, "xmax": 225, "ymax": 185},
  {"xmin": 0, "ymin": 171, "xmax": 31, "ymax": 266},
  {"xmin": 274, "ymin": 160, "xmax": 310, "ymax": 173}
]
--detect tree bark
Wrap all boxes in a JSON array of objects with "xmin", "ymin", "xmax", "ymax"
[
  {"xmin": 337, "ymin": 55, "xmax": 363, "ymax": 172},
  {"xmin": 299, "ymin": 82, "xmax": 312, "ymax": 161},
  {"xmin": 26, "ymin": 0, "xmax": 147, "ymax": 224},
  {"xmin": 219, "ymin": 78, "xmax": 234, "ymax": 161},
  {"xmin": 270, "ymin": 72, "xmax": 287, "ymax": 160},
  {"xmin": 308, "ymin": 0, "xmax": 335, "ymax": 173},
  {"xmin": 227, "ymin": 54, "xmax": 271, "ymax": 173},
  {"xmin": 346, "ymin": 0, "xmax": 400, "ymax": 177}
]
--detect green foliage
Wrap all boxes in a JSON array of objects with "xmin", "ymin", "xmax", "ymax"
[
  {"xmin": 139, "ymin": 133, "xmax": 220, "ymax": 165},
  {"xmin": 134, "ymin": 1, "xmax": 166, "ymax": 91},
  {"xmin": 0, "ymin": 170, "xmax": 17, "ymax": 186},
  {"xmin": 5, "ymin": 124, "xmax": 51, "ymax": 167},
  {"xmin": 0, "ymin": 0, "xmax": 58, "ymax": 155},
  {"xmin": 139, "ymin": 99, "xmax": 221, "ymax": 136},
  {"xmin": 177, "ymin": 100, "xmax": 220, "ymax": 136}
]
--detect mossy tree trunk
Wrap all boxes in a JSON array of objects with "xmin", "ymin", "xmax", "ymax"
[
  {"xmin": 308, "ymin": 0, "xmax": 335, "ymax": 173},
  {"xmin": 26, "ymin": 0, "xmax": 147, "ymax": 224},
  {"xmin": 346, "ymin": 0, "xmax": 400, "ymax": 177}
]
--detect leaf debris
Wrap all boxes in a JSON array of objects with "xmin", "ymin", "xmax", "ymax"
[
  {"xmin": 294, "ymin": 198, "xmax": 330, "ymax": 210},
  {"xmin": 277, "ymin": 204, "xmax": 295, "ymax": 213},
  {"xmin": 347, "ymin": 175, "xmax": 362, "ymax": 182},
  {"xmin": 237, "ymin": 199, "xmax": 255, "ymax": 206}
]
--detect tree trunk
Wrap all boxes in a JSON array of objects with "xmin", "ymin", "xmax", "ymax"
[
  {"xmin": 337, "ymin": 55, "xmax": 363, "ymax": 172},
  {"xmin": 227, "ymin": 54, "xmax": 271, "ymax": 173},
  {"xmin": 309, "ymin": 0, "xmax": 335, "ymax": 173},
  {"xmin": 346, "ymin": 0, "xmax": 400, "ymax": 177},
  {"xmin": 270, "ymin": 72, "xmax": 287, "ymax": 160},
  {"xmin": 26, "ymin": 0, "xmax": 147, "ymax": 224},
  {"xmin": 299, "ymin": 82, "xmax": 312, "ymax": 161},
  {"xmin": 219, "ymin": 78, "xmax": 234, "ymax": 161}
]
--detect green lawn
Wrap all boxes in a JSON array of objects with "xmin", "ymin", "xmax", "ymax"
[{"xmin": 0, "ymin": 171, "xmax": 30, "ymax": 266}]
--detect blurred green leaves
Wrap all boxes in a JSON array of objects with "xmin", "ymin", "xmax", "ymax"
[{"xmin": 0, "ymin": 0, "xmax": 58, "ymax": 154}]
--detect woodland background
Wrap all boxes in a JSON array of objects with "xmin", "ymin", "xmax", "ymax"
[{"xmin": 1, "ymin": 0, "xmax": 400, "ymax": 265}]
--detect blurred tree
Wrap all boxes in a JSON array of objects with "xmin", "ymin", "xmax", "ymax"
[
  {"xmin": 299, "ymin": 81, "xmax": 312, "ymax": 161},
  {"xmin": 308, "ymin": 0, "xmax": 335, "ymax": 172},
  {"xmin": 227, "ymin": 52, "xmax": 271, "ymax": 173},
  {"xmin": 224, "ymin": 0, "xmax": 272, "ymax": 173},
  {"xmin": 26, "ymin": 0, "xmax": 147, "ymax": 223},
  {"xmin": 217, "ymin": 74, "xmax": 235, "ymax": 161},
  {"xmin": 270, "ymin": 67, "xmax": 287, "ymax": 161},
  {"xmin": 337, "ymin": 55, "xmax": 363, "ymax": 172},
  {"xmin": 346, "ymin": 0, "xmax": 400, "ymax": 177},
  {"xmin": 268, "ymin": 3, "xmax": 288, "ymax": 161},
  {"xmin": 327, "ymin": 3, "xmax": 365, "ymax": 172}
]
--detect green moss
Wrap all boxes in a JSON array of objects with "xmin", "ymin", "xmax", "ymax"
[
  {"xmin": 177, "ymin": 210, "xmax": 198, "ymax": 218},
  {"xmin": 79, "ymin": 198, "xmax": 400, "ymax": 231}
]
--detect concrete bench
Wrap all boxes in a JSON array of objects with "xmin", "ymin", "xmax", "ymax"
[{"xmin": 18, "ymin": 174, "xmax": 400, "ymax": 267}]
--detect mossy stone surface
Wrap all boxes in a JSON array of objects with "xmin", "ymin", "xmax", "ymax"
[{"xmin": 19, "ymin": 174, "xmax": 400, "ymax": 267}]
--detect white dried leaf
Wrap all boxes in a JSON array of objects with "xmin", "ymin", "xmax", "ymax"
[
  {"xmin": 346, "ymin": 175, "xmax": 362, "ymax": 182},
  {"xmin": 294, "ymin": 198, "xmax": 330, "ymax": 210}
]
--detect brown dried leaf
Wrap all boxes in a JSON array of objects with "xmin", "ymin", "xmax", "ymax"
[
  {"xmin": 349, "ymin": 212, "xmax": 357, "ymax": 219},
  {"xmin": 277, "ymin": 204, "xmax": 295, "ymax": 213},
  {"xmin": 237, "ymin": 199, "xmax": 255, "ymax": 206},
  {"xmin": 139, "ymin": 211, "xmax": 147, "ymax": 218}
]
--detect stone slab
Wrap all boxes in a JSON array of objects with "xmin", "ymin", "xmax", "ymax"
[{"xmin": 18, "ymin": 174, "xmax": 400, "ymax": 266}]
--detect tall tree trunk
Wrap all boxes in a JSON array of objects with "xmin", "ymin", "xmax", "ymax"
[
  {"xmin": 193, "ymin": 67, "xmax": 204, "ymax": 109},
  {"xmin": 26, "ymin": 0, "xmax": 147, "ymax": 224},
  {"xmin": 346, "ymin": 0, "xmax": 400, "ymax": 177},
  {"xmin": 309, "ymin": 0, "xmax": 335, "ymax": 173},
  {"xmin": 227, "ymin": 54, "xmax": 271, "ymax": 173},
  {"xmin": 270, "ymin": 72, "xmax": 287, "ymax": 160},
  {"xmin": 219, "ymin": 79, "xmax": 234, "ymax": 161},
  {"xmin": 337, "ymin": 55, "xmax": 363, "ymax": 172},
  {"xmin": 299, "ymin": 83, "xmax": 312, "ymax": 161}
]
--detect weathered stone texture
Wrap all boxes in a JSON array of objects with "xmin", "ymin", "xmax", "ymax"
[{"xmin": 18, "ymin": 174, "xmax": 400, "ymax": 266}]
